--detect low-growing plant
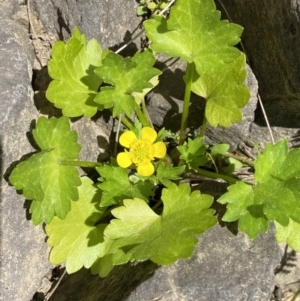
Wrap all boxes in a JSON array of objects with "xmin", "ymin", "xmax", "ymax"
[{"xmin": 8, "ymin": 0, "xmax": 300, "ymax": 279}]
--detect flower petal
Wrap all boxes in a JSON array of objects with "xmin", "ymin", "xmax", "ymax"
[
  {"xmin": 117, "ymin": 152, "xmax": 132, "ymax": 168},
  {"xmin": 151, "ymin": 141, "xmax": 167, "ymax": 158},
  {"xmin": 119, "ymin": 131, "xmax": 137, "ymax": 148},
  {"xmin": 137, "ymin": 161, "xmax": 155, "ymax": 177},
  {"xmin": 141, "ymin": 127, "xmax": 157, "ymax": 143}
]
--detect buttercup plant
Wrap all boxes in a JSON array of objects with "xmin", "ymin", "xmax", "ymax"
[{"xmin": 8, "ymin": 0, "xmax": 300, "ymax": 279}]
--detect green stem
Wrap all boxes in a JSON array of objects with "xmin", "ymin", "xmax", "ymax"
[
  {"xmin": 223, "ymin": 152, "xmax": 255, "ymax": 167},
  {"xmin": 199, "ymin": 109, "xmax": 207, "ymax": 137},
  {"xmin": 120, "ymin": 116, "xmax": 135, "ymax": 131},
  {"xmin": 59, "ymin": 160, "xmax": 103, "ymax": 168},
  {"xmin": 194, "ymin": 168, "xmax": 239, "ymax": 184},
  {"xmin": 151, "ymin": 199, "xmax": 162, "ymax": 211},
  {"xmin": 179, "ymin": 62, "xmax": 194, "ymax": 145},
  {"xmin": 135, "ymin": 103, "xmax": 151, "ymax": 127},
  {"xmin": 141, "ymin": 99, "xmax": 153, "ymax": 127}
]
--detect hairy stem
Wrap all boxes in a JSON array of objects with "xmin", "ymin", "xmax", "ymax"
[
  {"xmin": 179, "ymin": 62, "xmax": 194, "ymax": 145},
  {"xmin": 59, "ymin": 160, "xmax": 103, "ymax": 168}
]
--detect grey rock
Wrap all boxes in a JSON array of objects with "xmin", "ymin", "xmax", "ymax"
[
  {"xmin": 249, "ymin": 123, "xmax": 300, "ymax": 148},
  {"xmin": 72, "ymin": 114, "xmax": 112, "ymax": 163},
  {"xmin": 216, "ymin": 0, "xmax": 300, "ymax": 130},
  {"xmin": 0, "ymin": 18, "xmax": 50, "ymax": 301},
  {"xmin": 32, "ymin": 0, "xmax": 143, "ymax": 55},
  {"xmin": 275, "ymin": 246, "xmax": 300, "ymax": 299},
  {"xmin": 0, "ymin": 0, "xmax": 19, "ymax": 18},
  {"xmin": 126, "ymin": 225, "xmax": 281, "ymax": 301},
  {"xmin": 47, "ymin": 261, "xmax": 158, "ymax": 301}
]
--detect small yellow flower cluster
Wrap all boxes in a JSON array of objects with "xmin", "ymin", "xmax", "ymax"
[{"xmin": 117, "ymin": 127, "xmax": 166, "ymax": 176}]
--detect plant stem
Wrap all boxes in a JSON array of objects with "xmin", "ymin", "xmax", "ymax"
[
  {"xmin": 135, "ymin": 102, "xmax": 151, "ymax": 127},
  {"xmin": 199, "ymin": 111, "xmax": 207, "ymax": 137},
  {"xmin": 152, "ymin": 199, "xmax": 162, "ymax": 211},
  {"xmin": 194, "ymin": 168, "xmax": 239, "ymax": 184},
  {"xmin": 223, "ymin": 152, "xmax": 255, "ymax": 167},
  {"xmin": 59, "ymin": 160, "xmax": 103, "ymax": 168},
  {"xmin": 179, "ymin": 62, "xmax": 194, "ymax": 145},
  {"xmin": 141, "ymin": 99, "xmax": 153, "ymax": 127},
  {"xmin": 120, "ymin": 116, "xmax": 135, "ymax": 131}
]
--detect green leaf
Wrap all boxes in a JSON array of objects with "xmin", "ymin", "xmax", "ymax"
[
  {"xmin": 254, "ymin": 138, "xmax": 288, "ymax": 183},
  {"xmin": 218, "ymin": 181, "xmax": 269, "ymax": 239},
  {"xmin": 192, "ymin": 54, "xmax": 250, "ymax": 127},
  {"xmin": 94, "ymin": 50, "xmax": 161, "ymax": 117},
  {"xmin": 96, "ymin": 164, "xmax": 153, "ymax": 207},
  {"xmin": 137, "ymin": 5, "xmax": 148, "ymax": 16},
  {"xmin": 144, "ymin": 0, "xmax": 243, "ymax": 75},
  {"xmin": 177, "ymin": 136, "xmax": 209, "ymax": 169},
  {"xmin": 275, "ymin": 219, "xmax": 300, "ymax": 251},
  {"xmin": 46, "ymin": 177, "xmax": 107, "ymax": 273},
  {"xmin": 211, "ymin": 144, "xmax": 230, "ymax": 156},
  {"xmin": 155, "ymin": 162, "xmax": 185, "ymax": 187},
  {"xmin": 133, "ymin": 75, "xmax": 160, "ymax": 105},
  {"xmin": 91, "ymin": 249, "xmax": 132, "ymax": 278},
  {"xmin": 46, "ymin": 27, "xmax": 103, "ymax": 118},
  {"xmin": 105, "ymin": 183, "xmax": 217, "ymax": 265},
  {"xmin": 218, "ymin": 139, "xmax": 300, "ymax": 239},
  {"xmin": 9, "ymin": 116, "xmax": 81, "ymax": 224},
  {"xmin": 223, "ymin": 157, "xmax": 243, "ymax": 174}
]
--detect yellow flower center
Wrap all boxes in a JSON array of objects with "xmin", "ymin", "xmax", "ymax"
[{"xmin": 129, "ymin": 139, "xmax": 153, "ymax": 164}]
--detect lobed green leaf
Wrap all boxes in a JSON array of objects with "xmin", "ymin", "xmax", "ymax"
[
  {"xmin": 96, "ymin": 164, "xmax": 153, "ymax": 207},
  {"xmin": 94, "ymin": 50, "xmax": 161, "ymax": 117},
  {"xmin": 275, "ymin": 219, "xmax": 300, "ymax": 251},
  {"xmin": 144, "ymin": 0, "xmax": 243, "ymax": 75},
  {"xmin": 46, "ymin": 177, "xmax": 107, "ymax": 273},
  {"xmin": 177, "ymin": 136, "xmax": 209, "ymax": 169},
  {"xmin": 155, "ymin": 162, "xmax": 185, "ymax": 187},
  {"xmin": 218, "ymin": 138, "xmax": 300, "ymax": 239},
  {"xmin": 9, "ymin": 116, "xmax": 81, "ymax": 224},
  {"xmin": 191, "ymin": 55, "xmax": 250, "ymax": 127},
  {"xmin": 104, "ymin": 183, "xmax": 217, "ymax": 265},
  {"xmin": 46, "ymin": 27, "xmax": 103, "ymax": 118}
]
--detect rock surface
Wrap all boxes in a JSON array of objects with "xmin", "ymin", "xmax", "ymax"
[
  {"xmin": 0, "ymin": 15, "xmax": 50, "ymax": 301},
  {"xmin": 126, "ymin": 226, "xmax": 281, "ymax": 301},
  {"xmin": 32, "ymin": 0, "xmax": 144, "ymax": 55},
  {"xmin": 216, "ymin": 0, "xmax": 300, "ymax": 131}
]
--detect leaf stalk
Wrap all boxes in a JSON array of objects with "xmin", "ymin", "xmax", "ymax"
[
  {"xmin": 199, "ymin": 110, "xmax": 207, "ymax": 137},
  {"xmin": 179, "ymin": 62, "xmax": 194, "ymax": 145},
  {"xmin": 194, "ymin": 168, "xmax": 238, "ymax": 184},
  {"xmin": 135, "ymin": 102, "xmax": 151, "ymax": 127}
]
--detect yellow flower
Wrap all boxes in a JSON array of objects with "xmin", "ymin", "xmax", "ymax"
[{"xmin": 117, "ymin": 127, "xmax": 166, "ymax": 176}]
